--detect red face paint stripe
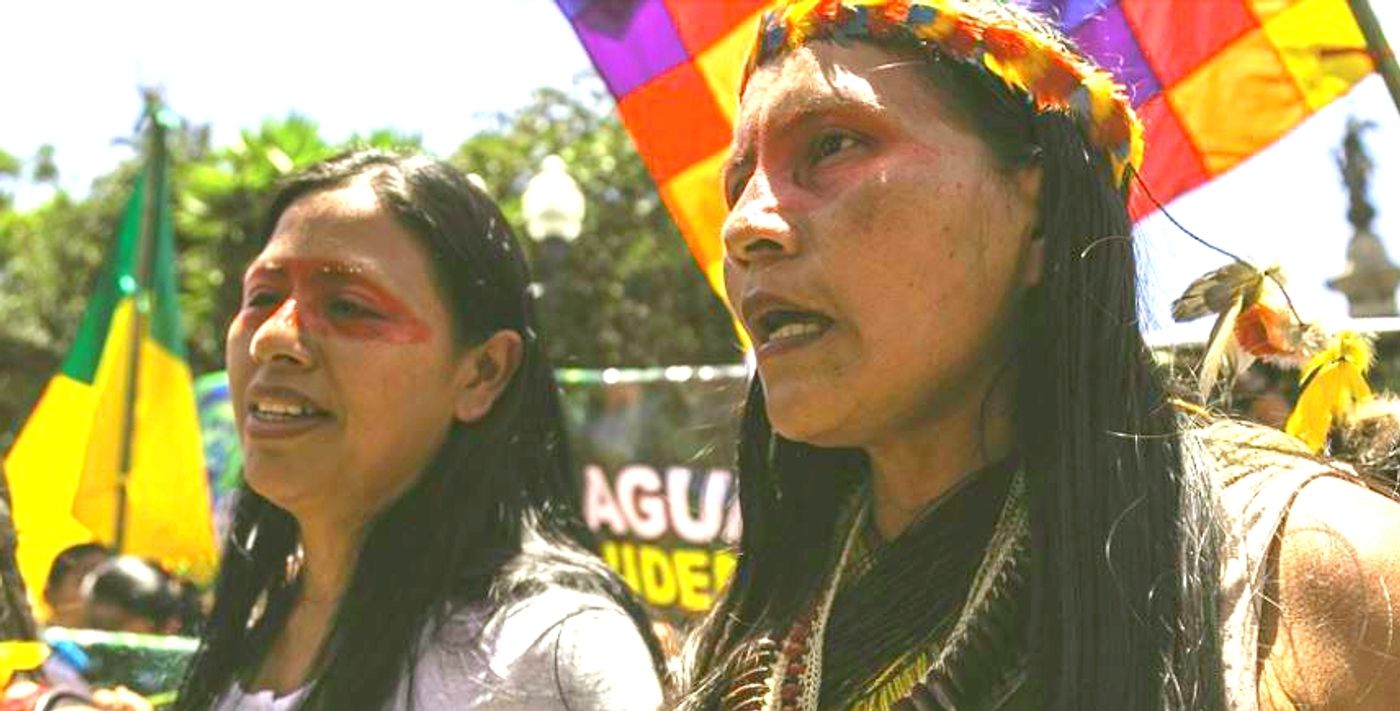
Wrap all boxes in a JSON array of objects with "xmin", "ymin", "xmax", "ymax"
[{"xmin": 235, "ymin": 259, "xmax": 433, "ymax": 345}]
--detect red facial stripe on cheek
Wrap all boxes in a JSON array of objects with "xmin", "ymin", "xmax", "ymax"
[{"xmin": 305, "ymin": 295, "xmax": 432, "ymax": 344}]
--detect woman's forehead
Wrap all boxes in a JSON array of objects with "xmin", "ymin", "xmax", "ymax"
[
  {"xmin": 280, "ymin": 181, "xmax": 383, "ymax": 228},
  {"xmin": 746, "ymin": 45, "xmax": 889, "ymax": 110},
  {"xmin": 259, "ymin": 186, "xmax": 436, "ymax": 298},
  {"xmin": 733, "ymin": 43, "xmax": 944, "ymax": 144}
]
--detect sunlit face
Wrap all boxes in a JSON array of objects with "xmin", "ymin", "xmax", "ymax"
[
  {"xmin": 226, "ymin": 181, "xmax": 467, "ymax": 526},
  {"xmin": 723, "ymin": 42, "xmax": 1042, "ymax": 450}
]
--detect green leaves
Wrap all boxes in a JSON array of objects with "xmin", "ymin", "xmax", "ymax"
[
  {"xmin": 0, "ymin": 149, "xmax": 21, "ymax": 179},
  {"xmin": 31, "ymin": 145, "xmax": 57, "ymax": 184},
  {"xmin": 0, "ymin": 180, "xmax": 130, "ymax": 439},
  {"xmin": 0, "ymin": 148, "xmax": 21, "ymax": 211}
]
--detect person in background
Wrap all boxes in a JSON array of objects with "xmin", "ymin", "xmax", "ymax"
[
  {"xmin": 81, "ymin": 557, "xmax": 192, "ymax": 636},
  {"xmin": 1, "ymin": 681, "xmax": 152, "ymax": 711},
  {"xmin": 42, "ymin": 546, "xmax": 110, "ymax": 630},
  {"xmin": 1234, "ymin": 366, "xmax": 1292, "ymax": 430},
  {"xmin": 0, "ymin": 514, "xmax": 150, "ymax": 711}
]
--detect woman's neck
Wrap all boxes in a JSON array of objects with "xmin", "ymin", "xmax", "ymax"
[
  {"xmin": 247, "ymin": 513, "xmax": 367, "ymax": 695},
  {"xmin": 865, "ymin": 387, "xmax": 1017, "ymax": 541},
  {"xmin": 297, "ymin": 514, "xmax": 366, "ymax": 605}
]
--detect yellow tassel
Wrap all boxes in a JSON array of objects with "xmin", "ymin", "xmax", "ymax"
[
  {"xmin": 1285, "ymin": 331, "xmax": 1375, "ymax": 452},
  {"xmin": 0, "ymin": 641, "xmax": 50, "ymax": 688}
]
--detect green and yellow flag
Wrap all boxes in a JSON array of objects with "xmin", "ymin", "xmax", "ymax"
[{"xmin": 4, "ymin": 119, "xmax": 216, "ymax": 617}]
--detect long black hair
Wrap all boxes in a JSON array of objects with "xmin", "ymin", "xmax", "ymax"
[
  {"xmin": 178, "ymin": 150, "xmax": 664, "ymax": 710},
  {"xmin": 683, "ymin": 11, "xmax": 1225, "ymax": 711}
]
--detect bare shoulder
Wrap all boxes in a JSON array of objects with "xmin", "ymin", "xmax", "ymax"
[{"xmin": 1258, "ymin": 475, "xmax": 1400, "ymax": 710}]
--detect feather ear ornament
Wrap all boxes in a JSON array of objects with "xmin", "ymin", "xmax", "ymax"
[
  {"xmin": 1170, "ymin": 262, "xmax": 1316, "ymax": 401},
  {"xmin": 1285, "ymin": 331, "xmax": 1375, "ymax": 453}
]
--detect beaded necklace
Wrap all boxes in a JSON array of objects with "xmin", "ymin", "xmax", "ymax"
[{"xmin": 721, "ymin": 471, "xmax": 1030, "ymax": 711}]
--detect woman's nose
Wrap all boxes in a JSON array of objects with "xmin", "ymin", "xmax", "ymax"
[
  {"xmin": 248, "ymin": 299, "xmax": 314, "ymax": 367},
  {"xmin": 722, "ymin": 170, "xmax": 800, "ymax": 267}
]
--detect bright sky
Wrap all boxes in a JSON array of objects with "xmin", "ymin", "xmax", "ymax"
[{"xmin": 4, "ymin": 0, "xmax": 1398, "ymax": 341}]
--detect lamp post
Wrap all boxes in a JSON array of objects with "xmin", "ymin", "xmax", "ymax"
[
  {"xmin": 521, "ymin": 154, "xmax": 585, "ymax": 296},
  {"xmin": 1327, "ymin": 119, "xmax": 1400, "ymax": 317}
]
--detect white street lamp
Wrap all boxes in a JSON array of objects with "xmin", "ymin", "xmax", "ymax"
[
  {"xmin": 520, "ymin": 155, "xmax": 585, "ymax": 296},
  {"xmin": 521, "ymin": 154, "xmax": 585, "ymax": 243}
]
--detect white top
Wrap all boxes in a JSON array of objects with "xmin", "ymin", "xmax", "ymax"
[
  {"xmin": 212, "ymin": 684, "xmax": 306, "ymax": 711},
  {"xmin": 212, "ymin": 587, "xmax": 662, "ymax": 711}
]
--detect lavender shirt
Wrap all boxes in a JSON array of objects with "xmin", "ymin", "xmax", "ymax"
[{"xmin": 213, "ymin": 587, "xmax": 662, "ymax": 711}]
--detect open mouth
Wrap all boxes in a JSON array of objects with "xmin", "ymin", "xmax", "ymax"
[
  {"xmin": 756, "ymin": 309, "xmax": 834, "ymax": 347},
  {"xmin": 244, "ymin": 385, "xmax": 334, "ymax": 434},
  {"xmin": 249, "ymin": 400, "xmax": 331, "ymax": 422}
]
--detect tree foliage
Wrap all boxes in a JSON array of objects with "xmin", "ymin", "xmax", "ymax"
[
  {"xmin": 1, "ymin": 165, "xmax": 137, "ymax": 445},
  {"xmin": 452, "ymin": 85, "xmax": 738, "ymax": 367},
  {"xmin": 31, "ymin": 145, "xmax": 58, "ymax": 185},
  {"xmin": 1, "ymin": 85, "xmax": 737, "ymax": 442},
  {"xmin": 0, "ymin": 148, "xmax": 21, "ymax": 211}
]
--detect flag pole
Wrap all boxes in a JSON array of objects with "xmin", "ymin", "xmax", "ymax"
[
  {"xmin": 1347, "ymin": 0, "xmax": 1400, "ymax": 118},
  {"xmin": 114, "ymin": 90, "xmax": 168, "ymax": 552}
]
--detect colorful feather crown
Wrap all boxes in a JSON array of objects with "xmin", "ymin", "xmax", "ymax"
[{"xmin": 743, "ymin": 0, "xmax": 1145, "ymax": 184}]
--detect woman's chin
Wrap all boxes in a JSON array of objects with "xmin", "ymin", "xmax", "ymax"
[
  {"xmin": 766, "ymin": 402, "xmax": 857, "ymax": 450},
  {"xmin": 243, "ymin": 461, "xmax": 320, "ymax": 511}
]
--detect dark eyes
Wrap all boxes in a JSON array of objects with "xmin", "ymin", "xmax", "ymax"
[
  {"xmin": 810, "ymin": 132, "xmax": 861, "ymax": 163},
  {"xmin": 724, "ymin": 163, "xmax": 751, "ymax": 209},
  {"xmin": 326, "ymin": 298, "xmax": 381, "ymax": 320},
  {"xmin": 242, "ymin": 291, "xmax": 380, "ymax": 320},
  {"xmin": 723, "ymin": 130, "xmax": 864, "ymax": 207},
  {"xmin": 245, "ymin": 291, "xmax": 281, "ymax": 309}
]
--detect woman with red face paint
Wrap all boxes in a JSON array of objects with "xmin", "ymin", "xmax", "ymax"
[
  {"xmin": 175, "ymin": 151, "xmax": 664, "ymax": 710},
  {"xmin": 677, "ymin": 2, "xmax": 1400, "ymax": 710}
]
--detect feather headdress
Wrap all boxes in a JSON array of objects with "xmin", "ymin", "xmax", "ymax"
[{"xmin": 743, "ymin": 0, "xmax": 1144, "ymax": 184}]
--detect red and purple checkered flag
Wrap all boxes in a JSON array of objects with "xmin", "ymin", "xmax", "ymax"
[{"xmin": 556, "ymin": 0, "xmax": 1375, "ymax": 297}]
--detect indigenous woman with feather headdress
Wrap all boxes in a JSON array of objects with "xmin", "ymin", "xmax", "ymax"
[{"xmin": 677, "ymin": 2, "xmax": 1400, "ymax": 709}]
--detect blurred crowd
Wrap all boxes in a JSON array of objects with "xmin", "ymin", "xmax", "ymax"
[{"xmin": 43, "ymin": 545, "xmax": 203, "ymax": 638}]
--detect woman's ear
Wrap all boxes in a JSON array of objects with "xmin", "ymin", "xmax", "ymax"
[
  {"xmin": 453, "ymin": 329, "xmax": 524, "ymax": 424},
  {"xmin": 1015, "ymin": 162, "xmax": 1044, "ymax": 288},
  {"xmin": 1021, "ymin": 236, "xmax": 1045, "ymax": 288}
]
